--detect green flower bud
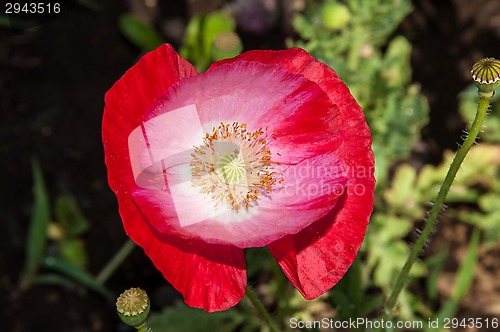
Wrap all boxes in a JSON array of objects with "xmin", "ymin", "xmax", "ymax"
[
  {"xmin": 471, "ymin": 57, "xmax": 500, "ymax": 97},
  {"xmin": 116, "ymin": 287, "xmax": 151, "ymax": 328},
  {"xmin": 321, "ymin": 2, "xmax": 351, "ymax": 31}
]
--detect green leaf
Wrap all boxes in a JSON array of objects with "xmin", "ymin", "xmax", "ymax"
[
  {"xmin": 384, "ymin": 164, "xmax": 421, "ymax": 218},
  {"xmin": 180, "ymin": 11, "xmax": 235, "ymax": 71},
  {"xmin": 458, "ymin": 209, "xmax": 500, "ymax": 247},
  {"xmin": 245, "ymin": 247, "xmax": 274, "ymax": 279},
  {"xmin": 432, "ymin": 229, "xmax": 479, "ymax": 327},
  {"xmin": 55, "ymin": 194, "xmax": 89, "ymax": 237},
  {"xmin": 382, "ymin": 36, "xmax": 412, "ymax": 88},
  {"xmin": 453, "ymin": 145, "xmax": 500, "ymax": 187},
  {"xmin": 425, "ymin": 247, "xmax": 449, "ymax": 304},
  {"xmin": 42, "ymin": 256, "xmax": 114, "ymax": 301},
  {"xmin": 331, "ymin": 290, "xmax": 354, "ymax": 319},
  {"xmin": 33, "ymin": 273, "xmax": 77, "ymax": 289},
  {"xmin": 58, "ymin": 238, "xmax": 88, "ymax": 269},
  {"xmin": 180, "ymin": 15, "xmax": 203, "ymax": 61},
  {"xmin": 433, "ymin": 300, "xmax": 458, "ymax": 330},
  {"xmin": 148, "ymin": 302, "xmax": 246, "ymax": 332},
  {"xmin": 459, "ymin": 84, "xmax": 500, "ymax": 143},
  {"xmin": 452, "ymin": 229, "xmax": 479, "ymax": 301},
  {"xmin": 366, "ymin": 215, "xmax": 426, "ymax": 291},
  {"xmin": 478, "ymin": 192, "xmax": 500, "ymax": 213},
  {"xmin": 119, "ymin": 14, "xmax": 163, "ymax": 52},
  {"xmin": 19, "ymin": 158, "xmax": 51, "ymax": 289},
  {"xmin": 360, "ymin": 294, "xmax": 384, "ymax": 316},
  {"xmin": 201, "ymin": 12, "xmax": 235, "ymax": 58}
]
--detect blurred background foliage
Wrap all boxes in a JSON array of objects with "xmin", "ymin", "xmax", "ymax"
[{"xmin": 4, "ymin": 0, "xmax": 500, "ymax": 331}]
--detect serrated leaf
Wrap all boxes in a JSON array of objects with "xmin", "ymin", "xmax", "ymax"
[
  {"xmin": 372, "ymin": 214, "xmax": 413, "ymax": 241},
  {"xmin": 19, "ymin": 158, "xmax": 51, "ymax": 289},
  {"xmin": 458, "ymin": 210, "xmax": 500, "ymax": 247},
  {"xmin": 384, "ymin": 164, "xmax": 421, "ymax": 217},
  {"xmin": 453, "ymin": 145, "xmax": 500, "ymax": 187},
  {"xmin": 367, "ymin": 215, "xmax": 427, "ymax": 290},
  {"xmin": 148, "ymin": 302, "xmax": 246, "ymax": 332},
  {"xmin": 478, "ymin": 193, "xmax": 500, "ymax": 212}
]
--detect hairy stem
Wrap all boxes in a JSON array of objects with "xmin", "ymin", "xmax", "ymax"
[
  {"xmin": 385, "ymin": 90, "xmax": 493, "ymax": 312},
  {"xmin": 246, "ymin": 285, "xmax": 281, "ymax": 332},
  {"xmin": 136, "ymin": 322, "xmax": 151, "ymax": 332}
]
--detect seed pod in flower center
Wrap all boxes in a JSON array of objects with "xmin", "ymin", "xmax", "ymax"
[{"xmin": 190, "ymin": 122, "xmax": 277, "ymax": 211}]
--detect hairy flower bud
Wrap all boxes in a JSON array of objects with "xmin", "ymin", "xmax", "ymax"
[{"xmin": 471, "ymin": 57, "xmax": 500, "ymax": 97}]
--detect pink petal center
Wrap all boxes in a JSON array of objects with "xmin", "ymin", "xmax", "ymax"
[{"xmin": 129, "ymin": 59, "xmax": 349, "ymax": 247}]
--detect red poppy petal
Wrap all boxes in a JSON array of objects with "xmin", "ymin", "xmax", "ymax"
[
  {"xmin": 103, "ymin": 44, "xmax": 198, "ymax": 197},
  {"xmin": 103, "ymin": 45, "xmax": 246, "ymax": 312},
  {"xmin": 267, "ymin": 186, "xmax": 372, "ymax": 299},
  {"xmin": 122, "ymin": 56, "xmax": 353, "ymax": 248},
  {"xmin": 214, "ymin": 49, "xmax": 375, "ymax": 298},
  {"xmin": 127, "ymin": 204, "xmax": 247, "ymax": 311}
]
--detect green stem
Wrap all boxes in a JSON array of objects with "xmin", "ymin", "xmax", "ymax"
[
  {"xmin": 385, "ymin": 90, "xmax": 493, "ymax": 312},
  {"xmin": 347, "ymin": 29, "xmax": 361, "ymax": 71},
  {"xmin": 136, "ymin": 322, "xmax": 151, "ymax": 332},
  {"xmin": 96, "ymin": 239, "xmax": 136, "ymax": 284},
  {"xmin": 245, "ymin": 285, "xmax": 281, "ymax": 332}
]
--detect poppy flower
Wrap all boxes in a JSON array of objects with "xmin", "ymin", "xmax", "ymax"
[{"xmin": 103, "ymin": 44, "xmax": 375, "ymax": 312}]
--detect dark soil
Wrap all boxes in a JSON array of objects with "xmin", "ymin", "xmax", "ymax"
[{"xmin": 1, "ymin": 0, "xmax": 499, "ymax": 331}]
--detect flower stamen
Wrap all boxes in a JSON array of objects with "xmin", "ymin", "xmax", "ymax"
[{"xmin": 190, "ymin": 122, "xmax": 278, "ymax": 211}]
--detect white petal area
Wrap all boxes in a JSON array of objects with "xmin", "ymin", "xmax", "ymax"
[
  {"xmin": 167, "ymin": 163, "xmax": 233, "ymax": 227},
  {"xmin": 133, "ymin": 152, "xmax": 349, "ymax": 248},
  {"xmin": 146, "ymin": 61, "xmax": 325, "ymax": 134},
  {"xmin": 181, "ymin": 153, "xmax": 349, "ymax": 247},
  {"xmin": 128, "ymin": 104, "xmax": 204, "ymax": 189}
]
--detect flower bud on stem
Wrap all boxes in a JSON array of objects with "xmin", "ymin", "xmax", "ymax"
[
  {"xmin": 384, "ymin": 58, "xmax": 498, "ymax": 317},
  {"xmin": 116, "ymin": 288, "xmax": 152, "ymax": 332}
]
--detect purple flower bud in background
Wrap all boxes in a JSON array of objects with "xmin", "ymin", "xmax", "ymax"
[{"xmin": 229, "ymin": 0, "xmax": 279, "ymax": 34}]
